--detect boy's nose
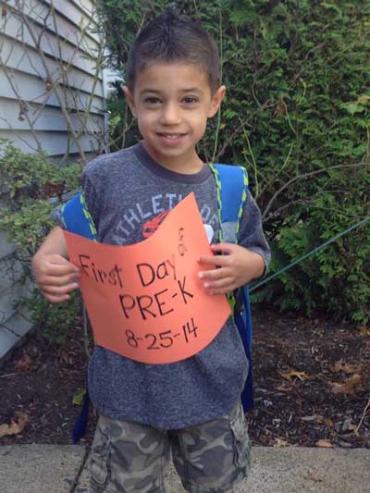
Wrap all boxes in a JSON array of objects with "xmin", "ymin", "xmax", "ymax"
[{"xmin": 159, "ymin": 103, "xmax": 181, "ymax": 125}]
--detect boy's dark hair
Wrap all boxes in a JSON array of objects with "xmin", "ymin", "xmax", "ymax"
[{"xmin": 126, "ymin": 7, "xmax": 221, "ymax": 93}]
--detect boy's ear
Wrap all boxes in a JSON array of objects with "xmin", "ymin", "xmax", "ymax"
[
  {"xmin": 122, "ymin": 85, "xmax": 136, "ymax": 118},
  {"xmin": 207, "ymin": 85, "xmax": 226, "ymax": 118}
]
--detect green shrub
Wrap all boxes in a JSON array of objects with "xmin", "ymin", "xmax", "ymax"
[
  {"xmin": 22, "ymin": 291, "xmax": 82, "ymax": 345},
  {"xmin": 0, "ymin": 141, "xmax": 82, "ymax": 342},
  {"xmin": 99, "ymin": 0, "xmax": 370, "ymax": 323}
]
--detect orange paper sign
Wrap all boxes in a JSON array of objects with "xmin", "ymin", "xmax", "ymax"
[{"xmin": 64, "ymin": 193, "xmax": 231, "ymax": 364}]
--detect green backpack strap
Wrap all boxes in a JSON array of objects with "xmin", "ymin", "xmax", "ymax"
[{"xmin": 210, "ymin": 163, "xmax": 254, "ymax": 412}]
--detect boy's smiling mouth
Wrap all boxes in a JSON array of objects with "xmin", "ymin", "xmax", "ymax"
[
  {"xmin": 157, "ymin": 132, "xmax": 187, "ymax": 138},
  {"xmin": 156, "ymin": 132, "xmax": 188, "ymax": 145}
]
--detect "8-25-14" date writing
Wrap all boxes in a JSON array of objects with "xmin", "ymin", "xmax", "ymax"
[{"xmin": 125, "ymin": 317, "xmax": 198, "ymax": 350}]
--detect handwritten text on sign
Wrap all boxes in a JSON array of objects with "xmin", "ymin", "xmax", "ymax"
[{"xmin": 64, "ymin": 193, "xmax": 231, "ymax": 364}]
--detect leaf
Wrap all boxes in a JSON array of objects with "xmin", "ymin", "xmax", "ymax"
[
  {"xmin": 305, "ymin": 470, "xmax": 323, "ymax": 482},
  {"xmin": 275, "ymin": 382, "xmax": 295, "ymax": 392},
  {"xmin": 273, "ymin": 437, "xmax": 290, "ymax": 447},
  {"xmin": 72, "ymin": 388, "xmax": 86, "ymax": 407},
  {"xmin": 359, "ymin": 326, "xmax": 370, "ymax": 337},
  {"xmin": 300, "ymin": 415, "xmax": 319, "ymax": 422},
  {"xmin": 329, "ymin": 374, "xmax": 362, "ymax": 395},
  {"xmin": 357, "ymin": 95, "xmax": 370, "ymax": 105},
  {"xmin": 341, "ymin": 417, "xmax": 357, "ymax": 432},
  {"xmin": 339, "ymin": 102, "xmax": 366, "ymax": 115},
  {"xmin": 15, "ymin": 353, "xmax": 34, "ymax": 372},
  {"xmin": 0, "ymin": 412, "xmax": 29, "ymax": 438},
  {"xmin": 315, "ymin": 439, "xmax": 334, "ymax": 448},
  {"xmin": 279, "ymin": 370, "xmax": 310, "ymax": 381},
  {"xmin": 330, "ymin": 359, "xmax": 361, "ymax": 374}
]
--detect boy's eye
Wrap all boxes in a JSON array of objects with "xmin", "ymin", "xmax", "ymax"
[
  {"xmin": 143, "ymin": 96, "xmax": 161, "ymax": 105},
  {"xmin": 182, "ymin": 96, "xmax": 199, "ymax": 104}
]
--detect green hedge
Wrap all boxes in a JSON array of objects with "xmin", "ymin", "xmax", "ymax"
[
  {"xmin": 0, "ymin": 141, "xmax": 81, "ymax": 342},
  {"xmin": 100, "ymin": 0, "xmax": 370, "ymax": 323}
]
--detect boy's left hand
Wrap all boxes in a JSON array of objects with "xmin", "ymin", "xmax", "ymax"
[{"xmin": 198, "ymin": 243, "xmax": 264, "ymax": 295}]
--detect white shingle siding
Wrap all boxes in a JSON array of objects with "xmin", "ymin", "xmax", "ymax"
[
  {"xmin": 0, "ymin": 0, "xmax": 107, "ymax": 156},
  {"xmin": 0, "ymin": 64, "xmax": 105, "ymax": 112},
  {"xmin": 0, "ymin": 0, "xmax": 108, "ymax": 362}
]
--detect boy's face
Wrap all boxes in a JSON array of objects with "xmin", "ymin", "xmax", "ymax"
[{"xmin": 123, "ymin": 62, "xmax": 225, "ymax": 172}]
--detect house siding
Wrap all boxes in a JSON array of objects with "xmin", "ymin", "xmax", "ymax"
[{"xmin": 0, "ymin": 0, "xmax": 108, "ymax": 362}]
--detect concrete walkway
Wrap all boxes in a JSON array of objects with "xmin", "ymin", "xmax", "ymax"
[{"xmin": 0, "ymin": 445, "xmax": 369, "ymax": 493}]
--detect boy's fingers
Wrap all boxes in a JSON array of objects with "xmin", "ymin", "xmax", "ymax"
[
  {"xmin": 40, "ymin": 282, "xmax": 79, "ymax": 296},
  {"xmin": 35, "ymin": 263, "xmax": 80, "ymax": 286},
  {"xmin": 198, "ymin": 255, "xmax": 230, "ymax": 267},
  {"xmin": 44, "ymin": 262, "xmax": 79, "ymax": 276},
  {"xmin": 210, "ymin": 243, "xmax": 234, "ymax": 254},
  {"xmin": 39, "ymin": 272, "xmax": 79, "ymax": 286},
  {"xmin": 204, "ymin": 280, "xmax": 234, "ymax": 295},
  {"xmin": 198, "ymin": 243, "xmax": 235, "ymax": 266},
  {"xmin": 36, "ymin": 255, "xmax": 79, "ymax": 276},
  {"xmin": 42, "ymin": 292, "xmax": 71, "ymax": 303},
  {"xmin": 204, "ymin": 276, "xmax": 233, "ymax": 290},
  {"xmin": 47, "ymin": 254, "xmax": 79, "ymax": 267},
  {"xmin": 198, "ymin": 267, "xmax": 228, "ymax": 280}
]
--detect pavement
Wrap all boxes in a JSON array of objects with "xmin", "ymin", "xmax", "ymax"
[{"xmin": 0, "ymin": 444, "xmax": 369, "ymax": 493}]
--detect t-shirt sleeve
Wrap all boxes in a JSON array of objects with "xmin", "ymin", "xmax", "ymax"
[
  {"xmin": 49, "ymin": 164, "xmax": 100, "ymax": 232},
  {"xmin": 237, "ymin": 188, "xmax": 271, "ymax": 272},
  {"xmin": 80, "ymin": 169, "xmax": 100, "ymax": 232},
  {"xmin": 50, "ymin": 204, "xmax": 64, "ymax": 228}
]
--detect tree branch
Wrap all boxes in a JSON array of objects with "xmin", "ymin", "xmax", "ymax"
[{"xmin": 262, "ymin": 162, "xmax": 370, "ymax": 220}]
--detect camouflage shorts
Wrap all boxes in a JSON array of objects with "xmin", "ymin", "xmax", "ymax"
[{"xmin": 89, "ymin": 400, "xmax": 251, "ymax": 493}]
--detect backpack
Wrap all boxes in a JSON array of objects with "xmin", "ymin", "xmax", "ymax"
[{"xmin": 61, "ymin": 163, "xmax": 254, "ymax": 443}]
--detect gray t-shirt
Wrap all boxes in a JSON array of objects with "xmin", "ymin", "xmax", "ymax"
[{"xmin": 74, "ymin": 142, "xmax": 270, "ymax": 429}]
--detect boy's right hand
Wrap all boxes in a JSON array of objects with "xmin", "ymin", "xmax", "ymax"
[{"xmin": 32, "ymin": 253, "xmax": 80, "ymax": 303}]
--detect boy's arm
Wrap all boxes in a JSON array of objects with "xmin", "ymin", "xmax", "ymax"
[
  {"xmin": 198, "ymin": 190, "xmax": 270, "ymax": 295},
  {"xmin": 198, "ymin": 243, "xmax": 264, "ymax": 295},
  {"xmin": 32, "ymin": 226, "xmax": 80, "ymax": 303}
]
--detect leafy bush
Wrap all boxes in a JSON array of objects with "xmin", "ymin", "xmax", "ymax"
[
  {"xmin": 259, "ymin": 166, "xmax": 370, "ymax": 323},
  {"xmin": 22, "ymin": 291, "xmax": 82, "ymax": 345},
  {"xmin": 99, "ymin": 0, "xmax": 370, "ymax": 323},
  {"xmin": 0, "ymin": 141, "xmax": 81, "ymax": 342}
]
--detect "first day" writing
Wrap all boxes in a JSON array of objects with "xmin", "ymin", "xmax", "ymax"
[{"xmin": 77, "ymin": 253, "xmax": 177, "ymax": 289}]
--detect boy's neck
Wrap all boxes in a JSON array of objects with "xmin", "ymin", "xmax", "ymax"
[{"xmin": 142, "ymin": 141, "xmax": 204, "ymax": 174}]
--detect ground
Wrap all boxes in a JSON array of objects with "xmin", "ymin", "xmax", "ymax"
[{"xmin": 0, "ymin": 308, "xmax": 369, "ymax": 448}]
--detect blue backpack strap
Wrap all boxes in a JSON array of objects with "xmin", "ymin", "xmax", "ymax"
[
  {"xmin": 212, "ymin": 163, "xmax": 254, "ymax": 412},
  {"xmin": 60, "ymin": 191, "xmax": 97, "ymax": 241},
  {"xmin": 234, "ymin": 288, "xmax": 254, "ymax": 412},
  {"xmin": 72, "ymin": 385, "xmax": 89, "ymax": 444},
  {"xmin": 212, "ymin": 164, "xmax": 246, "ymax": 243},
  {"xmin": 60, "ymin": 191, "xmax": 95, "ymax": 443}
]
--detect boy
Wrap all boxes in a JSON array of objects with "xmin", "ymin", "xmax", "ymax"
[{"xmin": 32, "ymin": 8, "xmax": 270, "ymax": 493}]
